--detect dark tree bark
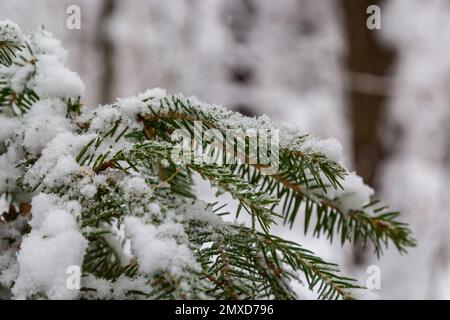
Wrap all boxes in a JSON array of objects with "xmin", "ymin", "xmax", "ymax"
[
  {"xmin": 96, "ymin": 0, "xmax": 117, "ymax": 104},
  {"xmin": 341, "ymin": 0, "xmax": 396, "ymax": 265},
  {"xmin": 222, "ymin": 0, "xmax": 258, "ymax": 117}
]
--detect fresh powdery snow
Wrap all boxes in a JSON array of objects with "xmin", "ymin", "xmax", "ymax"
[
  {"xmin": 0, "ymin": 147, "xmax": 22, "ymax": 192},
  {"xmin": 116, "ymin": 95, "xmax": 148, "ymax": 122},
  {"xmin": 22, "ymin": 99, "xmax": 73, "ymax": 155},
  {"xmin": 89, "ymin": 104, "xmax": 122, "ymax": 131},
  {"xmin": 326, "ymin": 172, "xmax": 374, "ymax": 213},
  {"xmin": 23, "ymin": 132, "xmax": 95, "ymax": 189},
  {"xmin": 124, "ymin": 216, "xmax": 200, "ymax": 276},
  {"xmin": 121, "ymin": 176, "xmax": 151, "ymax": 197},
  {"xmin": 29, "ymin": 29, "xmax": 68, "ymax": 61},
  {"xmin": 0, "ymin": 116, "xmax": 20, "ymax": 143},
  {"xmin": 0, "ymin": 20, "xmax": 23, "ymax": 45},
  {"xmin": 12, "ymin": 194, "xmax": 87, "ymax": 300},
  {"xmin": 298, "ymin": 137, "xmax": 343, "ymax": 163},
  {"xmin": 32, "ymin": 54, "xmax": 85, "ymax": 99}
]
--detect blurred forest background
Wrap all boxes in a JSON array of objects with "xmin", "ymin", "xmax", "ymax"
[{"xmin": 1, "ymin": 0, "xmax": 449, "ymax": 299}]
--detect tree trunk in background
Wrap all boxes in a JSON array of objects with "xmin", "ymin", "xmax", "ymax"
[
  {"xmin": 223, "ymin": 0, "xmax": 258, "ymax": 117},
  {"xmin": 96, "ymin": 0, "xmax": 117, "ymax": 104},
  {"xmin": 341, "ymin": 0, "xmax": 396, "ymax": 265}
]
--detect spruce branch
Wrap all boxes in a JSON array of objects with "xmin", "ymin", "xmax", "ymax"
[
  {"xmin": 0, "ymin": 21, "xmax": 415, "ymax": 300},
  {"xmin": 86, "ymin": 96, "xmax": 415, "ymax": 255},
  {"xmin": 0, "ymin": 22, "xmax": 24, "ymax": 67}
]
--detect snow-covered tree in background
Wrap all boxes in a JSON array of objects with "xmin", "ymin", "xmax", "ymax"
[
  {"xmin": 0, "ymin": 21, "xmax": 414, "ymax": 299},
  {"xmin": 105, "ymin": 0, "xmax": 349, "ymax": 143},
  {"xmin": 0, "ymin": 0, "xmax": 348, "ymax": 147},
  {"xmin": 375, "ymin": 0, "xmax": 450, "ymax": 299}
]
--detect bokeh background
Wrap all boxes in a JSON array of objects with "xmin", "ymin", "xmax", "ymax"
[{"xmin": 1, "ymin": 0, "xmax": 449, "ymax": 299}]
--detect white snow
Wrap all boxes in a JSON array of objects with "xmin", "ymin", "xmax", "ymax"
[
  {"xmin": 0, "ymin": 19, "xmax": 23, "ymax": 44},
  {"xmin": 111, "ymin": 274, "xmax": 151, "ymax": 299},
  {"xmin": 299, "ymin": 137, "xmax": 343, "ymax": 163},
  {"xmin": 138, "ymin": 87, "xmax": 167, "ymax": 103},
  {"xmin": 81, "ymin": 274, "xmax": 112, "ymax": 299},
  {"xmin": 89, "ymin": 104, "xmax": 121, "ymax": 131},
  {"xmin": 12, "ymin": 194, "xmax": 87, "ymax": 300},
  {"xmin": 30, "ymin": 30, "xmax": 68, "ymax": 61},
  {"xmin": 121, "ymin": 176, "xmax": 150, "ymax": 197},
  {"xmin": 22, "ymin": 99, "xmax": 72, "ymax": 155},
  {"xmin": 9, "ymin": 62, "xmax": 35, "ymax": 92},
  {"xmin": 148, "ymin": 202, "xmax": 161, "ymax": 214},
  {"xmin": 80, "ymin": 183, "xmax": 97, "ymax": 199},
  {"xmin": 124, "ymin": 216, "xmax": 199, "ymax": 276},
  {"xmin": 325, "ymin": 172, "xmax": 374, "ymax": 213},
  {"xmin": 160, "ymin": 159, "xmax": 170, "ymax": 168},
  {"xmin": 32, "ymin": 54, "xmax": 85, "ymax": 99},
  {"xmin": 0, "ymin": 147, "xmax": 22, "ymax": 192},
  {"xmin": 28, "ymin": 193, "xmax": 82, "ymax": 231},
  {"xmin": 12, "ymin": 229, "xmax": 87, "ymax": 299},
  {"xmin": 0, "ymin": 116, "xmax": 20, "ymax": 142},
  {"xmin": 24, "ymin": 132, "xmax": 95, "ymax": 189},
  {"xmin": 0, "ymin": 251, "xmax": 18, "ymax": 287},
  {"xmin": 117, "ymin": 95, "xmax": 148, "ymax": 120}
]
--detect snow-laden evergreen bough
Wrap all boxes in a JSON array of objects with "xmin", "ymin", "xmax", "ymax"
[{"xmin": 0, "ymin": 21, "xmax": 415, "ymax": 300}]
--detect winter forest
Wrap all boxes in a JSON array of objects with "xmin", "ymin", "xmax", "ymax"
[{"xmin": 0, "ymin": 0, "xmax": 449, "ymax": 301}]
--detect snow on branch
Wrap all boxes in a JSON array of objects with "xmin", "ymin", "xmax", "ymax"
[{"xmin": 0, "ymin": 20, "xmax": 414, "ymax": 300}]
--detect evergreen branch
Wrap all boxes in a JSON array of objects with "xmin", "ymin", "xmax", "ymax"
[
  {"xmin": 83, "ymin": 232, "xmax": 137, "ymax": 281},
  {"xmin": 0, "ymin": 38, "xmax": 23, "ymax": 67},
  {"xmin": 190, "ymin": 163, "xmax": 279, "ymax": 233},
  {"xmin": 112, "ymin": 141, "xmax": 279, "ymax": 232},
  {"xmin": 0, "ymin": 38, "xmax": 39, "ymax": 115},
  {"xmin": 0, "ymin": 86, "xmax": 39, "ymax": 115},
  {"xmin": 78, "ymin": 96, "xmax": 415, "ymax": 255},
  {"xmin": 235, "ymin": 164, "xmax": 416, "ymax": 256},
  {"xmin": 192, "ymin": 224, "xmax": 359, "ymax": 300},
  {"xmin": 0, "ymin": 20, "xmax": 415, "ymax": 299},
  {"xmin": 113, "ymin": 96, "xmax": 415, "ymax": 254}
]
